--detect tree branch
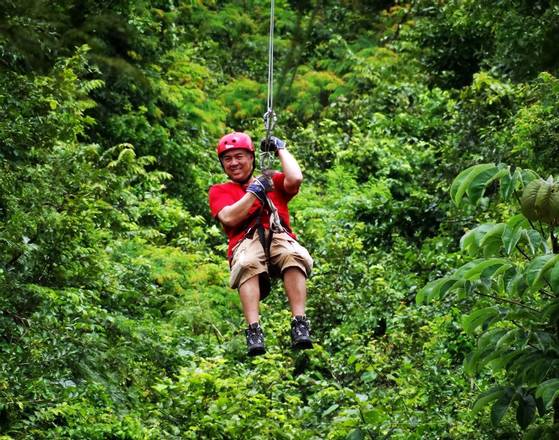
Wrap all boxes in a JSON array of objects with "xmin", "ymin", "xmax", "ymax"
[
  {"xmin": 515, "ymin": 243, "xmax": 530, "ymax": 261},
  {"xmin": 473, "ymin": 291, "xmax": 539, "ymax": 313}
]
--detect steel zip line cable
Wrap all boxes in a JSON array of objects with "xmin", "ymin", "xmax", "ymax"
[
  {"xmin": 260, "ymin": 0, "xmax": 283, "ymax": 232},
  {"xmin": 261, "ymin": 0, "xmax": 276, "ymax": 172}
]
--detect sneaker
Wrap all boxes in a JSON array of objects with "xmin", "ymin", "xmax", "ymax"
[
  {"xmin": 291, "ymin": 315, "xmax": 313, "ymax": 349},
  {"xmin": 245, "ymin": 322, "xmax": 266, "ymax": 356}
]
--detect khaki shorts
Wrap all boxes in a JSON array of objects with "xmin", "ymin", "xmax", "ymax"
[{"xmin": 229, "ymin": 230, "xmax": 313, "ymax": 290}]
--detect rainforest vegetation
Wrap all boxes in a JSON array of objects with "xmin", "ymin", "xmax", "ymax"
[{"xmin": 2, "ymin": 0, "xmax": 559, "ymax": 438}]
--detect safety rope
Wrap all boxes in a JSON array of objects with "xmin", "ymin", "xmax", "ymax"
[
  {"xmin": 260, "ymin": 0, "xmax": 277, "ymax": 173},
  {"xmin": 249, "ymin": 1, "xmax": 292, "ymax": 298},
  {"xmin": 259, "ymin": 0, "xmax": 283, "ymax": 234}
]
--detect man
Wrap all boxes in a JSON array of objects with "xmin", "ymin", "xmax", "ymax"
[{"xmin": 208, "ymin": 131, "xmax": 313, "ymax": 356}]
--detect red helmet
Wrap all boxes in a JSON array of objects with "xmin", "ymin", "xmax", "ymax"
[{"xmin": 216, "ymin": 132, "xmax": 254, "ymax": 157}]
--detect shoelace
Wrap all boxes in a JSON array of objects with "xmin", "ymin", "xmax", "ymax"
[
  {"xmin": 247, "ymin": 327, "xmax": 264, "ymax": 343},
  {"xmin": 293, "ymin": 319, "xmax": 310, "ymax": 335}
]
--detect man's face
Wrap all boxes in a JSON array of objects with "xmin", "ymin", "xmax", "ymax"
[{"xmin": 221, "ymin": 149, "xmax": 254, "ymax": 182}]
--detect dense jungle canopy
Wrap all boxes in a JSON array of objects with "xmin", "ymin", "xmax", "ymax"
[{"xmin": 2, "ymin": 0, "xmax": 559, "ymax": 438}]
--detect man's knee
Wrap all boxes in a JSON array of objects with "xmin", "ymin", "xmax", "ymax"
[
  {"xmin": 281, "ymin": 265, "xmax": 308, "ymax": 280},
  {"xmin": 271, "ymin": 234, "xmax": 313, "ymax": 277}
]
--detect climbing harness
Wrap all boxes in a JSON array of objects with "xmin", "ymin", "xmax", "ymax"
[{"xmin": 246, "ymin": 202, "xmax": 290, "ymax": 301}]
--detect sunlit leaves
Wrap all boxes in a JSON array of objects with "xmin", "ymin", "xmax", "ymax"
[
  {"xmin": 288, "ymin": 70, "xmax": 344, "ymax": 122},
  {"xmin": 219, "ymin": 77, "xmax": 264, "ymax": 126},
  {"xmin": 450, "ymin": 163, "xmax": 508, "ymax": 207},
  {"xmin": 417, "ymin": 258, "xmax": 512, "ymax": 304},
  {"xmin": 422, "ymin": 159, "xmax": 559, "ymax": 431}
]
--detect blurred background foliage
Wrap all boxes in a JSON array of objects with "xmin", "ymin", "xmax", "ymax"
[{"xmin": 1, "ymin": 0, "xmax": 559, "ymax": 438}]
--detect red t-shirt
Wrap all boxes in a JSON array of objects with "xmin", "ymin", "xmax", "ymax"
[{"xmin": 208, "ymin": 172, "xmax": 297, "ymax": 258}]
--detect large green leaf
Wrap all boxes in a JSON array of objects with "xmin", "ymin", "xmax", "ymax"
[
  {"xmin": 416, "ymin": 277, "xmax": 461, "ymax": 304},
  {"xmin": 491, "ymin": 388, "xmax": 516, "ymax": 426},
  {"xmin": 516, "ymin": 393, "xmax": 537, "ymax": 429},
  {"xmin": 472, "ymin": 386, "xmax": 508, "ymax": 414},
  {"xmin": 549, "ymin": 262, "xmax": 559, "ymax": 293},
  {"xmin": 543, "ymin": 299, "xmax": 559, "ymax": 325},
  {"xmin": 450, "ymin": 163, "xmax": 501, "ymax": 207},
  {"xmin": 322, "ymin": 404, "xmax": 339, "ymax": 417},
  {"xmin": 506, "ymin": 271, "xmax": 528, "ymax": 297},
  {"xmin": 460, "ymin": 229, "xmax": 478, "ymax": 256},
  {"xmin": 533, "ymin": 254, "xmax": 559, "ymax": 287},
  {"xmin": 346, "ymin": 428, "xmax": 364, "ymax": 440},
  {"xmin": 462, "ymin": 306, "xmax": 501, "ymax": 335},
  {"xmin": 479, "ymin": 327, "xmax": 509, "ymax": 350},
  {"xmin": 479, "ymin": 223, "xmax": 506, "ymax": 257},
  {"xmin": 524, "ymin": 254, "xmax": 559, "ymax": 288},
  {"xmin": 535, "ymin": 379, "xmax": 559, "ymax": 410},
  {"xmin": 502, "ymin": 215, "xmax": 528, "ymax": 255},
  {"xmin": 490, "ymin": 350, "xmax": 524, "ymax": 371},
  {"xmin": 515, "ymin": 354, "xmax": 555, "ymax": 385},
  {"xmin": 520, "ymin": 169, "xmax": 542, "ymax": 187},
  {"xmin": 533, "ymin": 331, "xmax": 556, "ymax": 352},
  {"xmin": 456, "ymin": 258, "xmax": 512, "ymax": 281},
  {"xmin": 464, "ymin": 346, "xmax": 496, "ymax": 375},
  {"xmin": 495, "ymin": 328, "xmax": 522, "ymax": 350},
  {"xmin": 500, "ymin": 167, "xmax": 520, "ymax": 201},
  {"xmin": 460, "ymin": 224, "xmax": 495, "ymax": 256},
  {"xmin": 522, "ymin": 229, "xmax": 545, "ymax": 255},
  {"xmin": 529, "ymin": 345, "xmax": 559, "ymax": 386},
  {"xmin": 468, "ymin": 167, "xmax": 509, "ymax": 206},
  {"xmin": 477, "ymin": 327, "xmax": 509, "ymax": 350}
]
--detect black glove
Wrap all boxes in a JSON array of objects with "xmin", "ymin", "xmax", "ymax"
[
  {"xmin": 246, "ymin": 174, "xmax": 273, "ymax": 203},
  {"xmin": 260, "ymin": 136, "xmax": 286, "ymax": 154}
]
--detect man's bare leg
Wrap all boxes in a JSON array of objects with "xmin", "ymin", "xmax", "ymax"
[
  {"xmin": 238, "ymin": 275, "xmax": 261, "ymax": 324},
  {"xmin": 283, "ymin": 267, "xmax": 307, "ymax": 316},
  {"xmin": 239, "ymin": 275, "xmax": 266, "ymax": 356}
]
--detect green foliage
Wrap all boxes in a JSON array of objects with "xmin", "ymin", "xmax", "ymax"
[
  {"xmin": 220, "ymin": 78, "xmax": 265, "ymax": 128},
  {"xmin": 287, "ymin": 69, "xmax": 344, "ymax": 122},
  {"xmin": 409, "ymin": 0, "xmax": 559, "ymax": 85},
  {"xmin": 0, "ymin": 41, "xmax": 223, "ymax": 438},
  {"xmin": 511, "ymin": 72, "xmax": 559, "ymax": 175},
  {"xmin": 4, "ymin": 0, "xmax": 559, "ymax": 438},
  {"xmin": 419, "ymin": 163, "xmax": 559, "ymax": 431}
]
